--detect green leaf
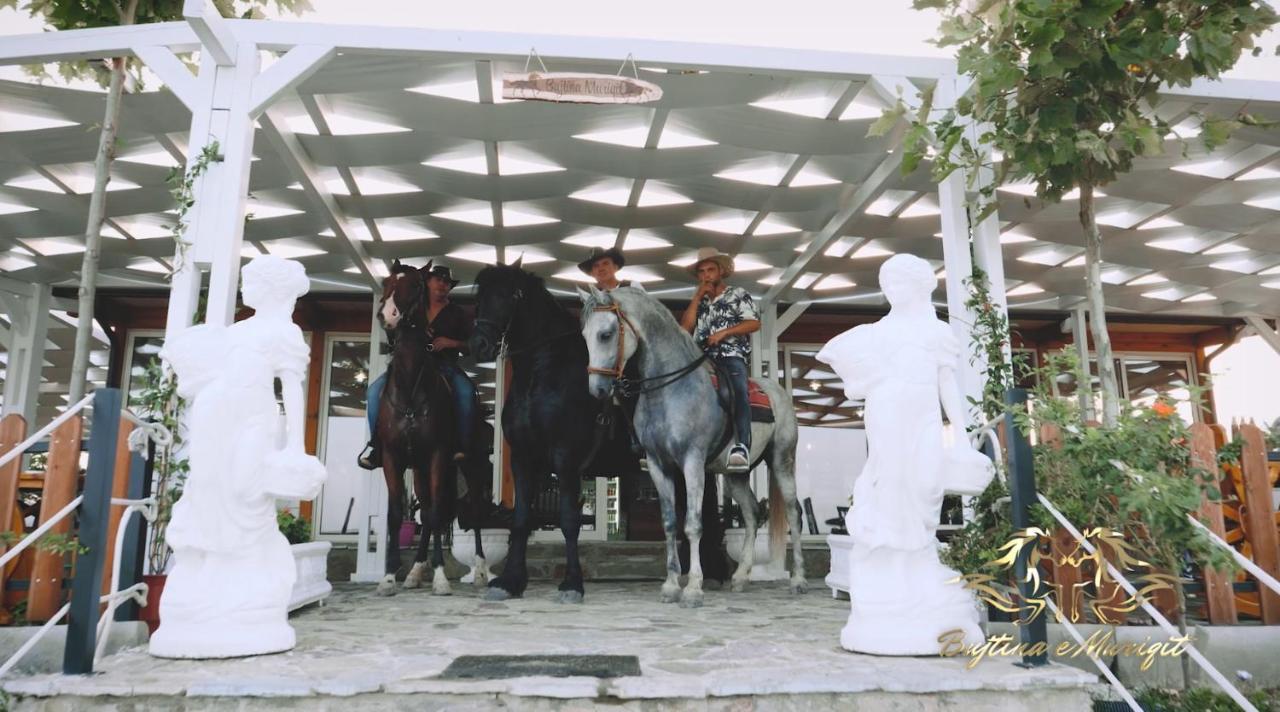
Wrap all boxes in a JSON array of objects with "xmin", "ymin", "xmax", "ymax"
[{"xmin": 867, "ymin": 103, "xmax": 907, "ymax": 138}]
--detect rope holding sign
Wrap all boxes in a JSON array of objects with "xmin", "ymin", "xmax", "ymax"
[{"xmin": 523, "ymin": 47, "xmax": 550, "ymax": 74}]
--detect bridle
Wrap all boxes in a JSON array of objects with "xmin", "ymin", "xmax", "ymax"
[
  {"xmin": 586, "ymin": 303, "xmax": 639, "ymax": 382},
  {"xmin": 586, "ymin": 301, "xmax": 707, "ymax": 397},
  {"xmin": 476, "ymin": 286, "xmax": 578, "ymax": 358}
]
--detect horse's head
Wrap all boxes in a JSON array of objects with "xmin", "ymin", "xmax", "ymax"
[
  {"xmin": 470, "ymin": 257, "xmax": 528, "ymax": 361},
  {"xmin": 378, "ymin": 259, "xmax": 426, "ymax": 332},
  {"xmin": 578, "ymin": 286, "xmax": 639, "ymax": 400}
]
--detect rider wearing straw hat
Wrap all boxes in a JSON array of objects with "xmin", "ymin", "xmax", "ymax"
[{"xmin": 680, "ymin": 247, "xmax": 760, "ymax": 472}]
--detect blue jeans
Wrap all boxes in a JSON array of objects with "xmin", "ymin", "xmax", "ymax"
[
  {"xmin": 714, "ymin": 356, "xmax": 751, "ymax": 449},
  {"xmin": 366, "ymin": 362, "xmax": 476, "ymax": 448}
]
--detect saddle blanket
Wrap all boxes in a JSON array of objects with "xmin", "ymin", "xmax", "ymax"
[{"xmin": 710, "ymin": 374, "xmax": 774, "ymax": 423}]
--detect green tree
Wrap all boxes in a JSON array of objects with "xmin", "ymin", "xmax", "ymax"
[
  {"xmin": 888, "ymin": 0, "xmax": 1277, "ymax": 426},
  {"xmin": 1, "ymin": 0, "xmax": 310, "ymax": 404}
]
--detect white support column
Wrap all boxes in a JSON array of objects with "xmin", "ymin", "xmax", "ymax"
[
  {"xmin": 353, "ymin": 296, "xmax": 388, "ymax": 583},
  {"xmin": 491, "ymin": 353, "xmax": 506, "ymax": 505},
  {"xmin": 0, "ymin": 284, "xmax": 51, "ymax": 424},
  {"xmin": 198, "ymin": 42, "xmax": 261, "ymax": 326}
]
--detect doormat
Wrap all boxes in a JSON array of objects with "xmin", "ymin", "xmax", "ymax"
[{"xmin": 438, "ymin": 655, "xmax": 642, "ymax": 680}]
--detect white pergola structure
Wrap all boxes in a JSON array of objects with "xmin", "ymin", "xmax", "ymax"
[{"xmin": 1, "ymin": 2, "xmax": 1279, "ymax": 574}]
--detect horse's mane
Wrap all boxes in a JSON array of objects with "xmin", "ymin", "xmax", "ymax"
[{"xmin": 475, "ymin": 264, "xmax": 576, "ymax": 326}]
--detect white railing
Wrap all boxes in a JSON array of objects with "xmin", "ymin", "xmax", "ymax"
[
  {"xmin": 1187, "ymin": 514, "xmax": 1280, "ymax": 599},
  {"xmin": 0, "ymin": 394, "xmax": 169, "ymax": 677},
  {"xmin": 1037, "ymin": 494, "xmax": 1258, "ymax": 712}
]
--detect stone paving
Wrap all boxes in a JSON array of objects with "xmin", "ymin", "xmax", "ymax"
[{"xmin": 2, "ymin": 581, "xmax": 1098, "ymax": 710}]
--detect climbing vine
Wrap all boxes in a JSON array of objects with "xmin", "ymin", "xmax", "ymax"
[
  {"xmin": 963, "ymin": 264, "xmax": 1027, "ymax": 421},
  {"xmin": 165, "ymin": 140, "xmax": 222, "ymax": 277}
]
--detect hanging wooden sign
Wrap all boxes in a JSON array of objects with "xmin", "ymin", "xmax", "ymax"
[{"xmin": 501, "ymin": 72, "xmax": 663, "ymax": 104}]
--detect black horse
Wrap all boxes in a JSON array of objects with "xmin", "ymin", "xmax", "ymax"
[
  {"xmin": 374, "ymin": 261, "xmax": 489, "ymax": 596},
  {"xmin": 470, "ymin": 262, "xmax": 726, "ymax": 603}
]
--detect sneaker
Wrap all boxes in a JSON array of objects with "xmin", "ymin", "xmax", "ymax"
[
  {"xmin": 727, "ymin": 444, "xmax": 749, "ymax": 472},
  {"xmin": 357, "ymin": 442, "xmax": 380, "ymax": 471},
  {"xmin": 638, "ymin": 457, "xmax": 650, "ymax": 473}
]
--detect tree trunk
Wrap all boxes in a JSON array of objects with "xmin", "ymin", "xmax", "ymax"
[
  {"xmin": 67, "ymin": 56, "xmax": 128, "ymax": 405},
  {"xmin": 1078, "ymin": 183, "xmax": 1121, "ymax": 427}
]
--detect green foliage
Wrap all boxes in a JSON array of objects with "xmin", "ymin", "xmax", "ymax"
[
  {"xmin": 898, "ymin": 0, "xmax": 1277, "ymax": 207},
  {"xmin": 944, "ymin": 350, "xmax": 1235, "ymax": 598},
  {"xmin": 166, "ymin": 140, "xmax": 222, "ymax": 276},
  {"xmin": 276, "ymin": 509, "xmax": 311, "ymax": 545},
  {"xmin": 135, "ymin": 359, "xmax": 188, "ymax": 573},
  {"xmin": 0, "ymin": 531, "xmax": 89, "ymax": 555},
  {"xmin": 964, "ymin": 264, "xmax": 1030, "ymax": 421},
  {"xmin": 1135, "ymin": 686, "xmax": 1279, "ymax": 712}
]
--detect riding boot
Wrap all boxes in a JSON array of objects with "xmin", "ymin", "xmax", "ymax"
[{"xmin": 357, "ymin": 439, "xmax": 381, "ymax": 471}]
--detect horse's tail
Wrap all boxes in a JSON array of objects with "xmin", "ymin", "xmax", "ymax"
[{"xmin": 768, "ymin": 470, "xmax": 787, "ymax": 555}]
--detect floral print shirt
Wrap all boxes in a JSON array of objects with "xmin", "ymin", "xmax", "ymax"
[{"xmin": 694, "ymin": 285, "xmax": 759, "ymax": 361}]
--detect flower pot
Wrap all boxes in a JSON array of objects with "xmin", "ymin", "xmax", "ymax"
[
  {"xmin": 288, "ymin": 541, "xmax": 332, "ymax": 611},
  {"xmin": 450, "ymin": 526, "xmax": 509, "ymax": 584},
  {"xmin": 398, "ymin": 521, "xmax": 416, "ymax": 548},
  {"xmin": 824, "ymin": 533, "xmax": 853, "ymax": 599},
  {"xmin": 724, "ymin": 528, "xmax": 786, "ymax": 582},
  {"xmin": 141, "ymin": 573, "xmax": 166, "ymax": 635}
]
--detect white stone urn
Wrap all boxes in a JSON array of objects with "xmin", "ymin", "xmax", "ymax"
[
  {"xmin": 724, "ymin": 528, "xmax": 786, "ymax": 582},
  {"xmin": 288, "ymin": 541, "xmax": 332, "ymax": 611},
  {"xmin": 450, "ymin": 526, "xmax": 509, "ymax": 584}
]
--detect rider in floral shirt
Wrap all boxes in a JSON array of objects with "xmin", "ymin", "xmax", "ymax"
[{"xmin": 681, "ymin": 248, "xmax": 760, "ymax": 471}]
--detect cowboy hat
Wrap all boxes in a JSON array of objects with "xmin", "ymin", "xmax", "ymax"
[
  {"xmin": 422, "ymin": 263, "xmax": 460, "ymax": 289},
  {"xmin": 686, "ymin": 247, "xmax": 734, "ymax": 278},
  {"xmin": 577, "ymin": 246, "xmax": 626, "ymax": 274}
]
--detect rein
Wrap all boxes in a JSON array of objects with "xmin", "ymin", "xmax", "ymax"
[
  {"xmin": 588, "ymin": 302, "xmax": 707, "ymax": 398},
  {"xmin": 476, "ymin": 288, "xmax": 578, "ymax": 358}
]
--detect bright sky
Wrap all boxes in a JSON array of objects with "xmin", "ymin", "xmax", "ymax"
[{"xmin": 2, "ymin": 0, "xmax": 1279, "ymax": 425}]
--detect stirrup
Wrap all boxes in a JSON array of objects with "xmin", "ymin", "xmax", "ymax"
[
  {"xmin": 727, "ymin": 444, "xmax": 749, "ymax": 472},
  {"xmin": 358, "ymin": 443, "xmax": 380, "ymax": 471}
]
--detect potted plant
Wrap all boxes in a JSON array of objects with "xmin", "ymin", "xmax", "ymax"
[
  {"xmin": 278, "ymin": 509, "xmax": 331, "ymax": 611},
  {"xmin": 134, "ymin": 360, "xmax": 189, "ymax": 634},
  {"xmin": 722, "ymin": 498, "xmax": 784, "ymax": 582}
]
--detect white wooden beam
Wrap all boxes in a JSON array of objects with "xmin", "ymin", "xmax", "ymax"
[
  {"xmin": 257, "ymin": 112, "xmax": 381, "ymax": 286},
  {"xmin": 1, "ymin": 284, "xmax": 51, "ymax": 424},
  {"xmin": 249, "ymin": 44, "xmax": 335, "ymax": 118},
  {"xmin": 0, "ymin": 23, "xmax": 197, "ymax": 66},
  {"xmin": 132, "ymin": 45, "xmax": 199, "ymax": 111},
  {"xmin": 231, "ymin": 19, "xmax": 958, "ymax": 80},
  {"xmin": 776, "ymin": 300, "xmax": 812, "ymax": 334},
  {"xmin": 764, "ymin": 146, "xmax": 903, "ymax": 303},
  {"xmin": 182, "ymin": 0, "xmax": 238, "ymax": 66},
  {"xmin": 1245, "ymin": 317, "xmax": 1280, "ymax": 357},
  {"xmin": 0, "ymin": 275, "xmax": 35, "ymax": 299}
]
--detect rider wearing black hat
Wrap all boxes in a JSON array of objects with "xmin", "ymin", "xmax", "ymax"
[
  {"xmin": 578, "ymin": 246, "xmax": 631, "ymax": 291},
  {"xmin": 359, "ymin": 263, "xmax": 479, "ymax": 469}
]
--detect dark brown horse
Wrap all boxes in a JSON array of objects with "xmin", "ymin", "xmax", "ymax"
[{"xmin": 374, "ymin": 260, "xmax": 485, "ymax": 596}]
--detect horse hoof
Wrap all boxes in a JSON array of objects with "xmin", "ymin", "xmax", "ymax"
[
  {"xmin": 790, "ymin": 579, "xmax": 809, "ymax": 595},
  {"xmin": 376, "ymin": 576, "xmax": 398, "ymax": 597},
  {"xmin": 483, "ymin": 586, "xmax": 513, "ymax": 601},
  {"xmin": 556, "ymin": 590, "xmax": 584, "ymax": 605},
  {"xmin": 432, "ymin": 585, "xmax": 453, "ymax": 597},
  {"xmin": 659, "ymin": 586, "xmax": 681, "ymax": 604},
  {"xmin": 679, "ymin": 591, "xmax": 705, "ymax": 609},
  {"xmin": 731, "ymin": 578, "xmax": 748, "ymax": 593}
]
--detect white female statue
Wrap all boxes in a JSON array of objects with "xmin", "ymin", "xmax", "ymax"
[
  {"xmin": 149, "ymin": 256, "xmax": 326, "ymax": 659},
  {"xmin": 817, "ymin": 253, "xmax": 992, "ymax": 655}
]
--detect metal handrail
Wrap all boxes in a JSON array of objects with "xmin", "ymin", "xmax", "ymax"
[
  {"xmin": 1037, "ymin": 494, "xmax": 1257, "ymax": 712},
  {"xmin": 0, "ymin": 393, "xmax": 95, "ymax": 471},
  {"xmin": 1188, "ymin": 514, "xmax": 1280, "ymax": 598},
  {"xmin": 0, "ymin": 495, "xmax": 84, "ymax": 570},
  {"xmin": 1044, "ymin": 596, "xmax": 1144, "ymax": 712},
  {"xmin": 0, "ymin": 393, "xmax": 169, "ymax": 678}
]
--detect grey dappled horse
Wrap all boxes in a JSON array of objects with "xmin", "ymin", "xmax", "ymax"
[{"xmin": 578, "ymin": 285, "xmax": 807, "ymax": 607}]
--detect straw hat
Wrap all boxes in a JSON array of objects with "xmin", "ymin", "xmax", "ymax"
[
  {"xmin": 577, "ymin": 246, "xmax": 626, "ymax": 274},
  {"xmin": 686, "ymin": 247, "xmax": 735, "ymax": 278}
]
